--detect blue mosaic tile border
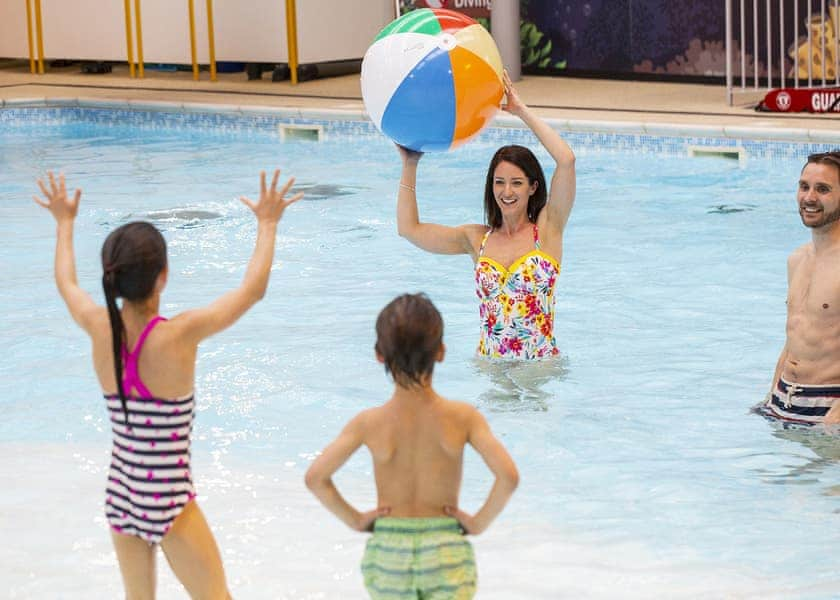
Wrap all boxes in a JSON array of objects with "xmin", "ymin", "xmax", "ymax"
[
  {"xmin": 0, "ymin": 106, "xmax": 377, "ymax": 141},
  {"xmin": 481, "ymin": 127, "xmax": 838, "ymax": 162},
  {"xmin": 1, "ymin": 104, "xmax": 837, "ymax": 162}
]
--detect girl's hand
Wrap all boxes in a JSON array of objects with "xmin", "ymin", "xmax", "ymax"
[
  {"xmin": 34, "ymin": 172, "xmax": 81, "ymax": 224},
  {"xmin": 501, "ymin": 70, "xmax": 526, "ymax": 116},
  {"xmin": 240, "ymin": 169, "xmax": 304, "ymax": 224}
]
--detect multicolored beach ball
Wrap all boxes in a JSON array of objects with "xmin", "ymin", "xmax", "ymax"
[{"xmin": 361, "ymin": 8, "xmax": 504, "ymax": 152}]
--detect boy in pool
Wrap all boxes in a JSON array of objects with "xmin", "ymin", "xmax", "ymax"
[{"xmin": 305, "ymin": 293, "xmax": 519, "ymax": 599}]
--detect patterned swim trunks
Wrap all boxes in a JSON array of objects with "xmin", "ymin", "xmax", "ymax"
[
  {"xmin": 362, "ymin": 517, "xmax": 476, "ymax": 599},
  {"xmin": 761, "ymin": 377, "xmax": 840, "ymax": 424}
]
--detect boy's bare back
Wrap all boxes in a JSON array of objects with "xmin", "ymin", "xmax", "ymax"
[
  {"xmin": 306, "ymin": 293, "xmax": 517, "ymax": 537},
  {"xmin": 360, "ymin": 389, "xmax": 476, "ymax": 517}
]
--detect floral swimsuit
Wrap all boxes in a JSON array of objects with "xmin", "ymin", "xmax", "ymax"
[{"xmin": 475, "ymin": 224, "xmax": 560, "ymax": 359}]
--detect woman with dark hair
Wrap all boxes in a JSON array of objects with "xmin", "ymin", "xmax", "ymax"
[
  {"xmin": 396, "ymin": 73, "xmax": 576, "ymax": 360},
  {"xmin": 35, "ymin": 170, "xmax": 302, "ymax": 598}
]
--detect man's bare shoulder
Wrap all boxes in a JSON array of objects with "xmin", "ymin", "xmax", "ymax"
[{"xmin": 788, "ymin": 243, "xmax": 813, "ymax": 269}]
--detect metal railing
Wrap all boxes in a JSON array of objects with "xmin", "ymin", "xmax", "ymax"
[
  {"xmin": 726, "ymin": 0, "xmax": 840, "ymax": 105},
  {"xmin": 21, "ymin": 0, "xmax": 300, "ymax": 84},
  {"xmin": 24, "ymin": 0, "xmax": 44, "ymax": 74}
]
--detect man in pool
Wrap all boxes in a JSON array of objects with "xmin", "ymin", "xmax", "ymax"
[
  {"xmin": 305, "ymin": 293, "xmax": 519, "ymax": 599},
  {"xmin": 764, "ymin": 151, "xmax": 840, "ymax": 425}
]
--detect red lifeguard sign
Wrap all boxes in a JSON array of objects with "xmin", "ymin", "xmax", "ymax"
[
  {"xmin": 414, "ymin": 0, "xmax": 491, "ymax": 19},
  {"xmin": 760, "ymin": 88, "xmax": 840, "ymax": 113}
]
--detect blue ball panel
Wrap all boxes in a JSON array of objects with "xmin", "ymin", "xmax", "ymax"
[{"xmin": 380, "ymin": 46, "xmax": 455, "ymax": 152}]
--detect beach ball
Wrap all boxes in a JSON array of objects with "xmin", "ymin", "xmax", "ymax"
[{"xmin": 361, "ymin": 8, "xmax": 504, "ymax": 152}]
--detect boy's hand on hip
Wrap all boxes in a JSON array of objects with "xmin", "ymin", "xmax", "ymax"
[
  {"xmin": 444, "ymin": 505, "xmax": 482, "ymax": 535},
  {"xmin": 355, "ymin": 506, "xmax": 391, "ymax": 532}
]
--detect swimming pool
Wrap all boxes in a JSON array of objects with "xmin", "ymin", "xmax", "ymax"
[{"xmin": 2, "ymin": 105, "xmax": 839, "ymax": 598}]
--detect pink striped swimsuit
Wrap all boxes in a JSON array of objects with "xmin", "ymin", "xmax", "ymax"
[{"xmin": 104, "ymin": 316, "xmax": 196, "ymax": 544}]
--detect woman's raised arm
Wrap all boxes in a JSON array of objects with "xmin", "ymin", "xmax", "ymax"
[
  {"xmin": 396, "ymin": 145, "xmax": 480, "ymax": 257},
  {"xmin": 502, "ymin": 73, "xmax": 576, "ymax": 235}
]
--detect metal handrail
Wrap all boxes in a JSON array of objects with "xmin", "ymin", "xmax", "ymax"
[
  {"xmin": 123, "ymin": 0, "xmax": 135, "ymax": 77},
  {"xmin": 187, "ymin": 0, "xmax": 217, "ymax": 81},
  {"xmin": 206, "ymin": 0, "xmax": 217, "ymax": 81},
  {"xmin": 286, "ymin": 0, "xmax": 299, "ymax": 85},
  {"xmin": 188, "ymin": 0, "xmax": 198, "ymax": 79},
  {"xmin": 726, "ymin": 0, "xmax": 840, "ymax": 105},
  {"xmin": 33, "ymin": 0, "xmax": 44, "ymax": 74},
  {"xmin": 134, "ymin": 0, "xmax": 145, "ymax": 77},
  {"xmin": 25, "ymin": 0, "xmax": 35, "ymax": 74}
]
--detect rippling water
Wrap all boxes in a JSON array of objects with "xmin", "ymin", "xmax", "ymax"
[{"xmin": 1, "ymin": 116, "xmax": 839, "ymax": 598}]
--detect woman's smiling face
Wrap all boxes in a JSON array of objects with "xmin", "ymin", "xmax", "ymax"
[{"xmin": 493, "ymin": 160, "xmax": 537, "ymax": 220}]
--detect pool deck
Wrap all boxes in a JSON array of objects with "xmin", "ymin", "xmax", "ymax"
[{"xmin": 1, "ymin": 61, "xmax": 840, "ymax": 141}]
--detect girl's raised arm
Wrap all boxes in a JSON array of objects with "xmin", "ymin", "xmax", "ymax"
[
  {"xmin": 176, "ymin": 169, "xmax": 303, "ymax": 344},
  {"xmin": 34, "ymin": 172, "xmax": 103, "ymax": 334}
]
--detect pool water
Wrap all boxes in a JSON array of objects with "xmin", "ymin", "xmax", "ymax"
[{"xmin": 1, "ymin": 112, "xmax": 839, "ymax": 598}]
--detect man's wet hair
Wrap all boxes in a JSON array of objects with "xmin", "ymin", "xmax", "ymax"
[
  {"xmin": 375, "ymin": 293, "xmax": 443, "ymax": 387},
  {"xmin": 804, "ymin": 151, "xmax": 840, "ymax": 180}
]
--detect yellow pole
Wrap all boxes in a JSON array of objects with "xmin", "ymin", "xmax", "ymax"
[
  {"xmin": 33, "ymin": 0, "xmax": 44, "ymax": 74},
  {"xmin": 123, "ymin": 0, "xmax": 135, "ymax": 78},
  {"xmin": 206, "ymin": 0, "xmax": 217, "ymax": 81},
  {"xmin": 285, "ymin": 0, "xmax": 298, "ymax": 85},
  {"xmin": 25, "ymin": 0, "xmax": 35, "ymax": 74},
  {"xmin": 187, "ymin": 0, "xmax": 198, "ymax": 80},
  {"xmin": 134, "ymin": 0, "xmax": 144, "ymax": 77}
]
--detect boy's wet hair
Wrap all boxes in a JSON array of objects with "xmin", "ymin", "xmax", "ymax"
[
  {"xmin": 375, "ymin": 293, "xmax": 443, "ymax": 387},
  {"xmin": 484, "ymin": 144, "xmax": 547, "ymax": 229},
  {"xmin": 101, "ymin": 221, "xmax": 167, "ymax": 422},
  {"xmin": 805, "ymin": 151, "xmax": 840, "ymax": 179}
]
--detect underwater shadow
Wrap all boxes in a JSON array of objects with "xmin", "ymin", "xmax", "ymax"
[
  {"xmin": 472, "ymin": 356, "xmax": 569, "ymax": 413},
  {"xmin": 752, "ymin": 403, "xmax": 840, "ymax": 496}
]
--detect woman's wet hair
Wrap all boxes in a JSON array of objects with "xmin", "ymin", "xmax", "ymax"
[
  {"xmin": 101, "ymin": 222, "xmax": 167, "ymax": 421},
  {"xmin": 805, "ymin": 150, "xmax": 840, "ymax": 179},
  {"xmin": 375, "ymin": 293, "xmax": 443, "ymax": 387},
  {"xmin": 484, "ymin": 145, "xmax": 548, "ymax": 229}
]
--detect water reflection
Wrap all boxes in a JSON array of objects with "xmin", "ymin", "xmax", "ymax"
[
  {"xmin": 472, "ymin": 356, "xmax": 568, "ymax": 412},
  {"xmin": 753, "ymin": 405, "xmax": 840, "ymax": 495},
  {"xmin": 292, "ymin": 183, "xmax": 363, "ymax": 201},
  {"xmin": 103, "ymin": 208, "xmax": 225, "ymax": 231}
]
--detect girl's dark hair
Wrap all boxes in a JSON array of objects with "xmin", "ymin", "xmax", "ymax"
[
  {"xmin": 483, "ymin": 145, "xmax": 548, "ymax": 229},
  {"xmin": 101, "ymin": 222, "xmax": 167, "ymax": 422},
  {"xmin": 375, "ymin": 293, "xmax": 443, "ymax": 387}
]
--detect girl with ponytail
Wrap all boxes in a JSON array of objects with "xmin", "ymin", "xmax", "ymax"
[{"xmin": 36, "ymin": 170, "xmax": 303, "ymax": 598}]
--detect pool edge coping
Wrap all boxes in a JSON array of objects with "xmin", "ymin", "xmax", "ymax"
[{"xmin": 3, "ymin": 96, "xmax": 840, "ymax": 144}]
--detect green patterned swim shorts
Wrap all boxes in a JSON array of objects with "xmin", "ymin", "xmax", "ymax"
[{"xmin": 362, "ymin": 517, "xmax": 477, "ymax": 599}]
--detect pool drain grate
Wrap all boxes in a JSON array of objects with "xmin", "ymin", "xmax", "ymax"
[
  {"xmin": 278, "ymin": 124, "xmax": 323, "ymax": 141},
  {"xmin": 687, "ymin": 145, "xmax": 746, "ymax": 165}
]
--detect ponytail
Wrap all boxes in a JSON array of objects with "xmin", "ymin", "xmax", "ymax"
[
  {"xmin": 100, "ymin": 221, "xmax": 167, "ymax": 427},
  {"xmin": 103, "ymin": 269, "xmax": 129, "ymax": 425}
]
